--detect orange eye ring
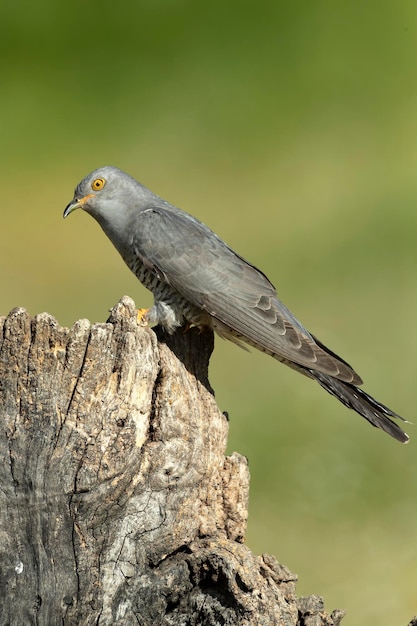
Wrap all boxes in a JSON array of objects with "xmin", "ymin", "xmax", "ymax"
[{"xmin": 92, "ymin": 178, "xmax": 106, "ymax": 191}]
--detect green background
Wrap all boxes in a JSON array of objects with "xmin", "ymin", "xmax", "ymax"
[{"xmin": 1, "ymin": 2, "xmax": 417, "ymax": 624}]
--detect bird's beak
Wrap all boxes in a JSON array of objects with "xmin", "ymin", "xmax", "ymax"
[{"xmin": 63, "ymin": 193, "xmax": 95, "ymax": 218}]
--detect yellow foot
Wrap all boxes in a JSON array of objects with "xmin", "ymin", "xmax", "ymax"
[{"xmin": 137, "ymin": 308, "xmax": 150, "ymax": 326}]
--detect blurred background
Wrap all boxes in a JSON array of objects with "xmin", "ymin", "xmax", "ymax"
[{"xmin": 1, "ymin": 1, "xmax": 417, "ymax": 623}]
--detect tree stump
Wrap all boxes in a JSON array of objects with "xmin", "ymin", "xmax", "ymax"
[{"xmin": 0, "ymin": 296, "xmax": 346, "ymax": 625}]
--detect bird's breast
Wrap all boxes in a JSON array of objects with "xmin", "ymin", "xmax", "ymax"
[{"xmin": 126, "ymin": 253, "xmax": 211, "ymax": 330}]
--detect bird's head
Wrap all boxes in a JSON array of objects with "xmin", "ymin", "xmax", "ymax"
[
  {"xmin": 63, "ymin": 166, "xmax": 137, "ymax": 220},
  {"xmin": 63, "ymin": 166, "xmax": 154, "ymax": 248}
]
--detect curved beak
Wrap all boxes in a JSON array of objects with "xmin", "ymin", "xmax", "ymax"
[
  {"xmin": 63, "ymin": 199, "xmax": 81, "ymax": 218},
  {"xmin": 63, "ymin": 193, "xmax": 95, "ymax": 218}
]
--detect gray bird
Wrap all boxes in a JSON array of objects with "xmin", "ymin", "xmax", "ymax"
[{"xmin": 64, "ymin": 166, "xmax": 409, "ymax": 443}]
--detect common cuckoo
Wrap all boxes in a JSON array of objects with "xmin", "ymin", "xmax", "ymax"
[{"xmin": 64, "ymin": 166, "xmax": 409, "ymax": 443}]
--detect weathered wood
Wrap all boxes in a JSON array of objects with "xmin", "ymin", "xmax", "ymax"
[{"xmin": 0, "ymin": 296, "xmax": 345, "ymax": 625}]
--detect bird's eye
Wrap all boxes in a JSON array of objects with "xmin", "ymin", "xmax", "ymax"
[{"xmin": 92, "ymin": 178, "xmax": 106, "ymax": 191}]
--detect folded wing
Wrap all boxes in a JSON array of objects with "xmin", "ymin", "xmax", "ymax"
[{"xmin": 133, "ymin": 206, "xmax": 362, "ymax": 384}]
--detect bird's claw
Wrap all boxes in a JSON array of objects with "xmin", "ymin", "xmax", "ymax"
[{"xmin": 137, "ymin": 308, "xmax": 150, "ymax": 327}]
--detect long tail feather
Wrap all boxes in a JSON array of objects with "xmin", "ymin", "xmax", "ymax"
[{"xmin": 311, "ymin": 370, "xmax": 410, "ymax": 443}]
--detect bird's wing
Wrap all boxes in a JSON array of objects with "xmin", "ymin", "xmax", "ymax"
[{"xmin": 133, "ymin": 206, "xmax": 361, "ymax": 383}]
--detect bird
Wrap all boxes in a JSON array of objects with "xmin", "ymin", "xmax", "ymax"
[{"xmin": 64, "ymin": 165, "xmax": 409, "ymax": 443}]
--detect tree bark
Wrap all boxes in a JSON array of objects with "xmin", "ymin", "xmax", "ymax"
[{"xmin": 0, "ymin": 295, "xmax": 347, "ymax": 625}]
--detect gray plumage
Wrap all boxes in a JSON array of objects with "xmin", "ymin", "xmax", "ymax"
[{"xmin": 64, "ymin": 165, "xmax": 409, "ymax": 443}]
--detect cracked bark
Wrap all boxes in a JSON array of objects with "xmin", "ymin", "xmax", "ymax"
[{"xmin": 0, "ymin": 296, "xmax": 349, "ymax": 626}]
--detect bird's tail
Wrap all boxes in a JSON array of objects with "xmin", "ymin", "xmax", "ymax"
[{"xmin": 311, "ymin": 370, "xmax": 410, "ymax": 443}]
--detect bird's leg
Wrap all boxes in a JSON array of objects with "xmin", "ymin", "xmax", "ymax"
[{"xmin": 136, "ymin": 305, "xmax": 162, "ymax": 328}]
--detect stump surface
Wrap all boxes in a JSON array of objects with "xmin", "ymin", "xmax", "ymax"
[{"xmin": 0, "ymin": 296, "xmax": 345, "ymax": 625}]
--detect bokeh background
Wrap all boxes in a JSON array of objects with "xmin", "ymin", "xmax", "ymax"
[{"xmin": 1, "ymin": 2, "xmax": 417, "ymax": 624}]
